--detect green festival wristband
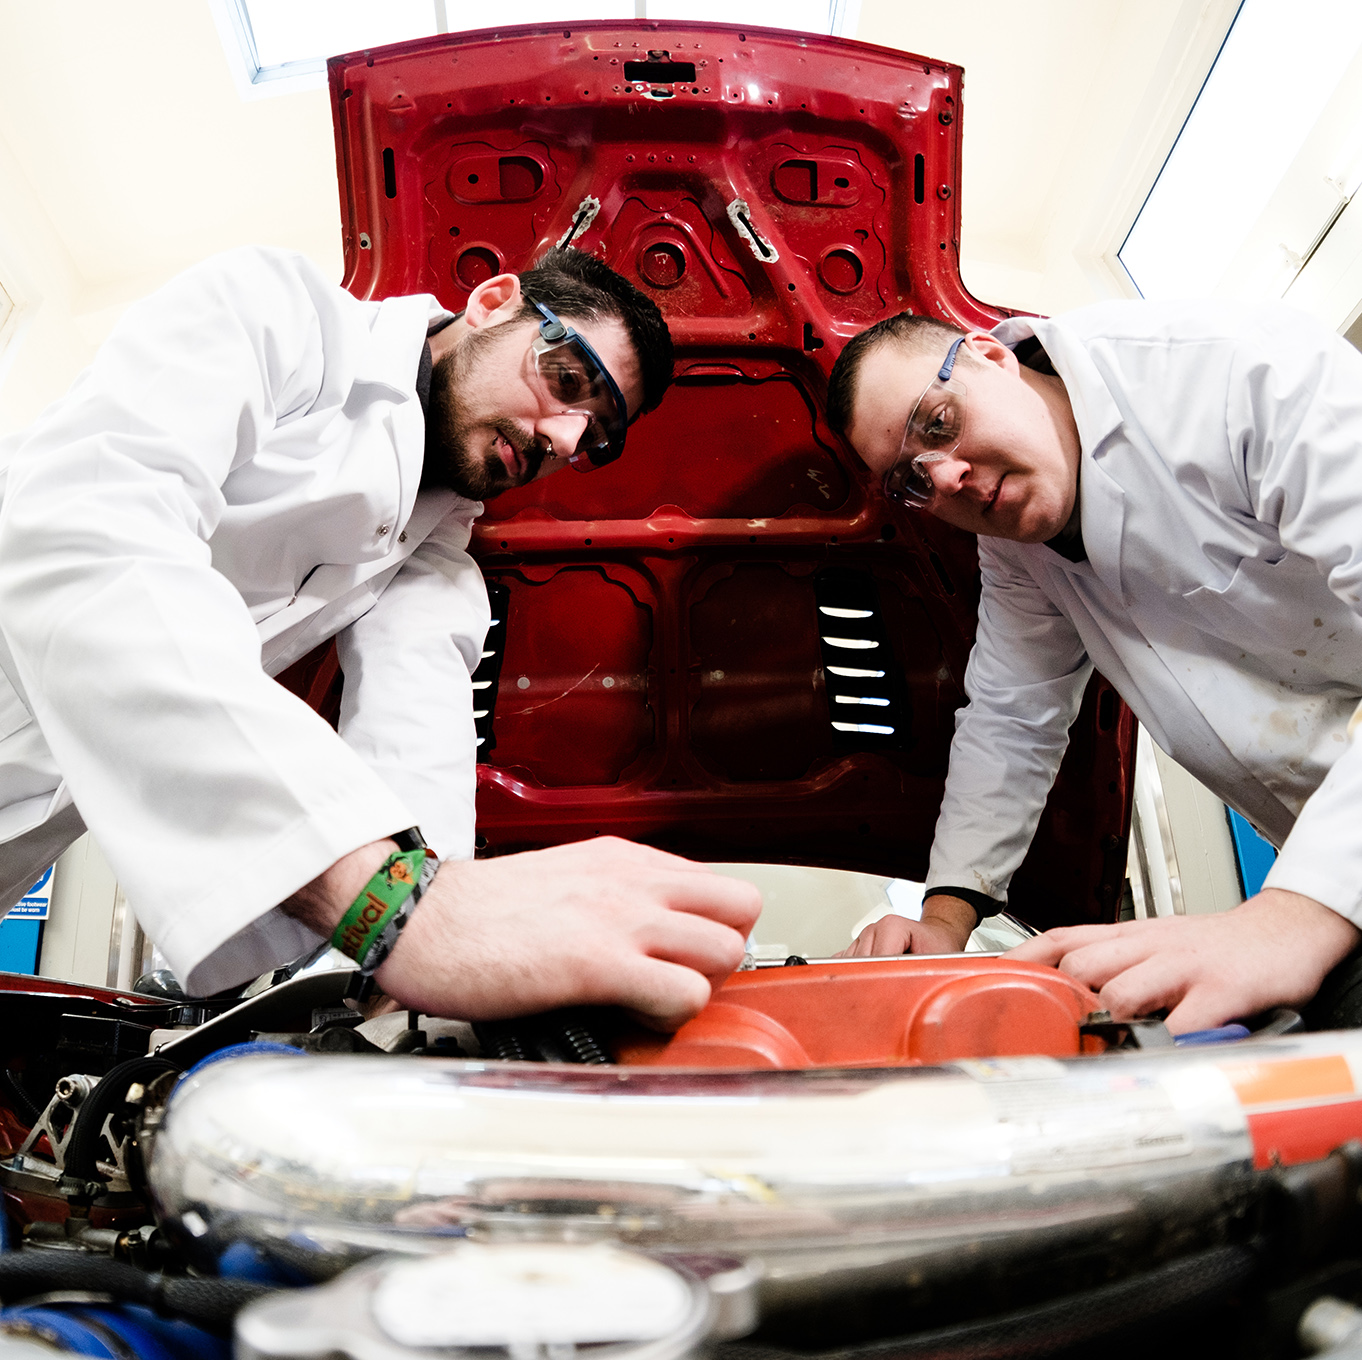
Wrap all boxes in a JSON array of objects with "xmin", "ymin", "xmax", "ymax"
[{"xmin": 331, "ymin": 846, "xmax": 429, "ymax": 966}]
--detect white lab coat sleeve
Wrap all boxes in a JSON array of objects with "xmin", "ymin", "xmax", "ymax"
[
  {"xmin": 334, "ymin": 506, "xmax": 491, "ymax": 862},
  {"xmin": 0, "ymin": 248, "xmax": 414, "ymax": 994},
  {"xmin": 1232, "ymin": 310, "xmax": 1362, "ymax": 921},
  {"xmin": 926, "ymin": 540, "xmax": 1094, "ymax": 903}
]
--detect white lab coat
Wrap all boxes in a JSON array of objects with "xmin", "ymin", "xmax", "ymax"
[
  {"xmin": 927, "ymin": 299, "xmax": 1362, "ymax": 928},
  {"xmin": 0, "ymin": 247, "xmax": 490, "ymax": 993}
]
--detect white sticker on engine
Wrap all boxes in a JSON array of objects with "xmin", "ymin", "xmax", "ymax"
[
  {"xmin": 954, "ymin": 1057, "xmax": 1066, "ymax": 1082},
  {"xmin": 981, "ymin": 1070, "xmax": 1194, "ymax": 1175}
]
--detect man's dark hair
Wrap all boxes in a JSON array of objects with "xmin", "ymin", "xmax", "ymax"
[
  {"xmin": 515, "ymin": 247, "xmax": 673, "ymax": 415},
  {"xmin": 826, "ymin": 312, "xmax": 966, "ymax": 438}
]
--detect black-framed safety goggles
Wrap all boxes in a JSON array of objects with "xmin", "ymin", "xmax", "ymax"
[{"xmin": 526, "ymin": 300, "xmax": 631, "ymax": 472}]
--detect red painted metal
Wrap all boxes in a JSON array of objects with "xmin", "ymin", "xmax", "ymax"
[
  {"xmin": 325, "ymin": 22, "xmax": 1136, "ymax": 929},
  {"xmin": 0, "ymin": 973, "xmax": 164, "ymax": 1007},
  {"xmin": 614, "ymin": 956, "xmax": 1108, "ymax": 1067}
]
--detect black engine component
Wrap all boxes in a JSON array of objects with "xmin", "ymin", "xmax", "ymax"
[
  {"xmin": 719, "ymin": 1243, "xmax": 1257, "ymax": 1360},
  {"xmin": 0, "ymin": 1253, "xmax": 277, "ymax": 1334},
  {"xmin": 473, "ymin": 1007, "xmax": 613, "ymax": 1064}
]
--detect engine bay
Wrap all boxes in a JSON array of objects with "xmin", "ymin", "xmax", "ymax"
[{"xmin": 0, "ymin": 961, "xmax": 1357, "ymax": 1360}]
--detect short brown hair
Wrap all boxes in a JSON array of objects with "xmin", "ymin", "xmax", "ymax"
[{"xmin": 826, "ymin": 313, "xmax": 966, "ymax": 437}]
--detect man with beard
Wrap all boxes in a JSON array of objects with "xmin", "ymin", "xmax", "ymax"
[{"xmin": 0, "ymin": 245, "xmax": 759, "ymax": 1026}]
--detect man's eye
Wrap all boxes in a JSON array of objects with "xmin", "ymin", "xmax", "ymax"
[
  {"xmin": 543, "ymin": 354, "xmax": 602, "ymax": 405},
  {"xmin": 921, "ymin": 402, "xmax": 960, "ymax": 446},
  {"xmin": 545, "ymin": 366, "xmax": 585, "ymax": 402}
]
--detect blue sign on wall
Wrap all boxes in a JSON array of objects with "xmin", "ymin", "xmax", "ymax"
[
  {"xmin": 0, "ymin": 864, "xmax": 51, "ymax": 975},
  {"xmin": 8, "ymin": 864, "xmax": 52, "ymax": 920}
]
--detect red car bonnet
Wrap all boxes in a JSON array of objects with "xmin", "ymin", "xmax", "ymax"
[{"xmin": 321, "ymin": 21, "xmax": 1135, "ymax": 930}]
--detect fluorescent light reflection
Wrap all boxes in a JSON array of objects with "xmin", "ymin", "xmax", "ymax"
[
  {"xmin": 835, "ymin": 695, "xmax": 890, "ymax": 706},
  {"xmin": 822, "ymin": 637, "xmax": 879, "ymax": 650},
  {"xmin": 819, "ymin": 606, "xmax": 874, "ymax": 618},
  {"xmin": 827, "ymin": 665, "xmax": 885, "ymax": 678},
  {"xmin": 832, "ymin": 721, "xmax": 895, "ymax": 735}
]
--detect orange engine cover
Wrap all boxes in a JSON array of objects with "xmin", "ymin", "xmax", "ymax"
[{"xmin": 615, "ymin": 957, "xmax": 1106, "ymax": 1068}]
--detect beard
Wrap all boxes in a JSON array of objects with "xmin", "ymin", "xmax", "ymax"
[{"xmin": 421, "ymin": 332, "xmax": 547, "ymax": 499}]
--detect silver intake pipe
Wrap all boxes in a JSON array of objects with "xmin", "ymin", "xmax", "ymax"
[{"xmin": 146, "ymin": 1043, "xmax": 1285, "ymax": 1309}]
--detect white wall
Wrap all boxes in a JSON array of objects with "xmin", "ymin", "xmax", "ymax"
[
  {"xmin": 0, "ymin": 0, "xmax": 342, "ymax": 434},
  {"xmin": 855, "ymin": 0, "xmax": 1241, "ymax": 314}
]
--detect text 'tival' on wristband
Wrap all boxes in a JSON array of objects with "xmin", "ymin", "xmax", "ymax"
[{"xmin": 331, "ymin": 830, "xmax": 438, "ymax": 977}]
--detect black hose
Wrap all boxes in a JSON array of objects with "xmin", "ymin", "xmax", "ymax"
[
  {"xmin": 0, "ymin": 1068, "xmax": 43, "ymax": 1125},
  {"xmin": 158, "ymin": 1276, "xmax": 278, "ymax": 1331},
  {"xmin": 63, "ymin": 1055, "xmax": 180, "ymax": 1183},
  {"xmin": 717, "ymin": 1244, "xmax": 1257, "ymax": 1360},
  {"xmin": 0, "ymin": 1255, "xmax": 276, "ymax": 1334}
]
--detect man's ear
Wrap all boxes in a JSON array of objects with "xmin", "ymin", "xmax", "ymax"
[
  {"xmin": 464, "ymin": 273, "xmax": 523, "ymax": 329},
  {"xmin": 961, "ymin": 330, "xmax": 1018, "ymax": 373}
]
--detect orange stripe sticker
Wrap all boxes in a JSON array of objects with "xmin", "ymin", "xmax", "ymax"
[{"xmin": 1220, "ymin": 1055, "xmax": 1355, "ymax": 1108}]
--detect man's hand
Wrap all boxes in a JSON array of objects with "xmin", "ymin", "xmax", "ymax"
[
  {"xmin": 285, "ymin": 836, "xmax": 761, "ymax": 1029},
  {"xmin": 1008, "ymin": 888, "xmax": 1361, "ymax": 1033},
  {"xmin": 838, "ymin": 893, "xmax": 976, "ymax": 957}
]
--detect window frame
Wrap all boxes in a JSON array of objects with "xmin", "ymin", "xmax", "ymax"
[{"xmin": 207, "ymin": 0, "xmax": 860, "ymax": 100}]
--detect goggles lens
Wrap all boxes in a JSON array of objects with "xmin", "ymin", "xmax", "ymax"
[
  {"xmin": 527, "ymin": 301, "xmax": 630, "ymax": 472},
  {"xmin": 882, "ymin": 338, "xmax": 968, "ymax": 507}
]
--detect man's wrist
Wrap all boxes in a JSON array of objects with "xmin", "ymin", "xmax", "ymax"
[
  {"xmin": 280, "ymin": 838, "xmax": 401, "ymax": 936},
  {"xmin": 919, "ymin": 893, "xmax": 978, "ymax": 949},
  {"xmin": 923, "ymin": 885, "xmax": 1004, "ymax": 929}
]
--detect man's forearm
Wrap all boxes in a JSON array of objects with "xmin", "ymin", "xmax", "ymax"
[{"xmin": 281, "ymin": 837, "xmax": 401, "ymax": 938}]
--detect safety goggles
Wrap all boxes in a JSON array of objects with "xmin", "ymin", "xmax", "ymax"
[
  {"xmin": 526, "ymin": 300, "xmax": 631, "ymax": 472},
  {"xmin": 882, "ymin": 336, "xmax": 968, "ymax": 507}
]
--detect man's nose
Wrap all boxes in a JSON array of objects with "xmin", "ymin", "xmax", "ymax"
[
  {"xmin": 537, "ymin": 411, "xmax": 590, "ymax": 459},
  {"xmin": 925, "ymin": 453, "xmax": 970, "ymax": 497}
]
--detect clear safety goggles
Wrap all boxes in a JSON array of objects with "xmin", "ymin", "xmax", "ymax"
[
  {"xmin": 526, "ymin": 300, "xmax": 631, "ymax": 472},
  {"xmin": 882, "ymin": 336, "xmax": 968, "ymax": 507}
]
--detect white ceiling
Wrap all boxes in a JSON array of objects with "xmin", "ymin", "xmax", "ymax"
[{"xmin": 0, "ymin": 0, "xmax": 1237, "ymax": 423}]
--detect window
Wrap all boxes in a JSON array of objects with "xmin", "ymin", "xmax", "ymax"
[
  {"xmin": 1118, "ymin": 0, "xmax": 1362, "ymax": 301},
  {"xmin": 209, "ymin": 0, "xmax": 859, "ymax": 98}
]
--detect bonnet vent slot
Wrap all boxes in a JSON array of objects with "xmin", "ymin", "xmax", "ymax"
[
  {"xmin": 471, "ymin": 582, "xmax": 509, "ymax": 754},
  {"xmin": 814, "ymin": 569, "xmax": 910, "ymax": 751}
]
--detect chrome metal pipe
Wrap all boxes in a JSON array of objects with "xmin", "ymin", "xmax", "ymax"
[{"xmin": 149, "ymin": 1042, "xmax": 1272, "ymax": 1308}]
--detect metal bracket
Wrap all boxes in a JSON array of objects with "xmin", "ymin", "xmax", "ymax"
[
  {"xmin": 558, "ymin": 196, "xmax": 602, "ymax": 247},
  {"xmin": 1080, "ymin": 1011, "xmax": 1177, "ymax": 1049},
  {"xmin": 15, "ymin": 1074, "xmax": 96, "ymax": 1171},
  {"xmin": 726, "ymin": 198, "xmax": 779, "ymax": 262}
]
